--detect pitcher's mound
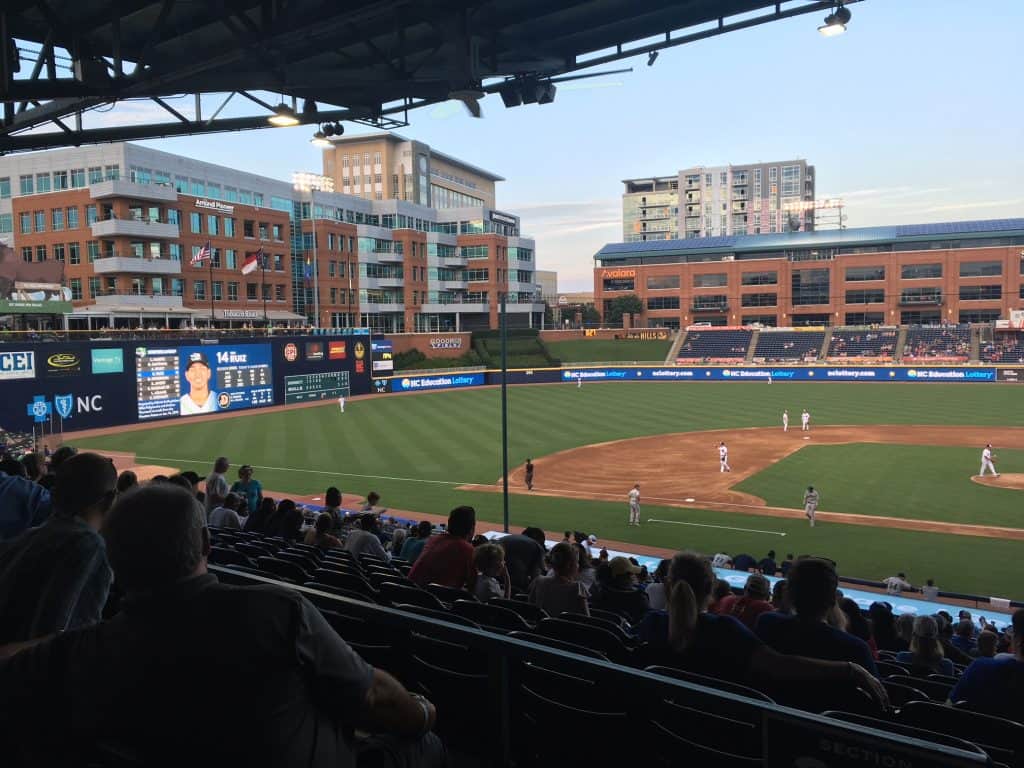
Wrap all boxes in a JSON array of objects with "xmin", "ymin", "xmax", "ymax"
[{"xmin": 971, "ymin": 473, "xmax": 1024, "ymax": 490}]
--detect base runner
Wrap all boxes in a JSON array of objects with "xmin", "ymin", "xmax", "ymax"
[{"xmin": 803, "ymin": 485, "xmax": 819, "ymax": 527}]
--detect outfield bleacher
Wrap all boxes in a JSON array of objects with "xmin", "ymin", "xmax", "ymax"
[
  {"xmin": 826, "ymin": 328, "xmax": 899, "ymax": 360},
  {"xmin": 676, "ymin": 329, "xmax": 752, "ymax": 362},
  {"xmin": 903, "ymin": 326, "xmax": 971, "ymax": 362},
  {"xmin": 981, "ymin": 331, "xmax": 1024, "ymax": 364},
  {"xmin": 753, "ymin": 330, "xmax": 825, "ymax": 362}
]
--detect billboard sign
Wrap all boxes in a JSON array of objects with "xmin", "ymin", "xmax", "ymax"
[
  {"xmin": 371, "ymin": 340, "xmax": 394, "ymax": 373},
  {"xmin": 0, "ymin": 350, "xmax": 36, "ymax": 380}
]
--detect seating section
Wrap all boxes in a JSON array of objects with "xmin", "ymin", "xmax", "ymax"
[
  {"xmin": 981, "ymin": 331, "xmax": 1024, "ymax": 363},
  {"xmin": 676, "ymin": 329, "xmax": 753, "ymax": 360},
  {"xmin": 903, "ymin": 326, "xmax": 971, "ymax": 361},
  {"xmin": 753, "ymin": 330, "xmax": 825, "ymax": 361},
  {"xmin": 827, "ymin": 328, "xmax": 898, "ymax": 359}
]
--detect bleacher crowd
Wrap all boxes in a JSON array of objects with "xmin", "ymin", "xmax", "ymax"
[{"xmin": 0, "ymin": 448, "xmax": 1021, "ymax": 766}]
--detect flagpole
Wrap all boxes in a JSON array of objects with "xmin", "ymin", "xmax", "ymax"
[
  {"xmin": 261, "ymin": 251, "xmax": 268, "ymax": 328},
  {"xmin": 208, "ymin": 242, "xmax": 215, "ymax": 329}
]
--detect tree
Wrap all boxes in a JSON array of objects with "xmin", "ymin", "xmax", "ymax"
[
  {"xmin": 581, "ymin": 304, "xmax": 601, "ymax": 327},
  {"xmin": 605, "ymin": 294, "xmax": 643, "ymax": 326}
]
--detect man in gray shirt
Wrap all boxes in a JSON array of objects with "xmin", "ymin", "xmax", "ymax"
[
  {"xmin": 204, "ymin": 456, "xmax": 230, "ymax": 521},
  {"xmin": 344, "ymin": 514, "xmax": 390, "ymax": 561}
]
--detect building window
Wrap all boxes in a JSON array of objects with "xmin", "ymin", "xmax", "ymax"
[
  {"xmin": 66, "ymin": 207, "xmax": 79, "ymax": 229},
  {"xmin": 462, "ymin": 245, "xmax": 488, "ymax": 259},
  {"xmin": 53, "ymin": 244, "xmax": 65, "ymax": 262},
  {"xmin": 692, "ymin": 294, "xmax": 728, "ymax": 311},
  {"xmin": 901, "ymin": 263, "xmax": 942, "ymax": 279},
  {"xmin": 959, "ymin": 260, "xmax": 1002, "ymax": 278},
  {"xmin": 71, "ymin": 169, "xmax": 86, "ymax": 188},
  {"xmin": 845, "ymin": 289, "xmax": 885, "ymax": 304},
  {"xmin": 845, "ymin": 265, "xmax": 885, "ymax": 282},
  {"xmin": 87, "ymin": 241, "xmax": 100, "ymax": 261},
  {"xmin": 190, "ymin": 212, "xmax": 202, "ymax": 233},
  {"xmin": 693, "ymin": 273, "xmax": 727, "ymax": 288},
  {"xmin": 0, "ymin": 177, "xmax": 10, "ymax": 198},
  {"xmin": 741, "ymin": 293, "xmax": 777, "ymax": 307},
  {"xmin": 742, "ymin": 315, "xmax": 777, "ymax": 327},
  {"xmin": 193, "ymin": 280, "xmax": 206, "ymax": 300},
  {"xmin": 272, "ymin": 224, "xmax": 282, "ymax": 240},
  {"xmin": 51, "ymin": 208, "xmax": 65, "ymax": 231},
  {"xmin": 900, "ymin": 287, "xmax": 942, "ymax": 305},
  {"xmin": 647, "ymin": 296, "xmax": 680, "ymax": 310},
  {"xmin": 35, "ymin": 245, "xmax": 47, "ymax": 262},
  {"xmin": 212, "ymin": 281, "xmax": 223, "ymax": 301},
  {"xmin": 781, "ymin": 165, "xmax": 800, "ymax": 196},
  {"xmin": 0, "ymin": 213, "xmax": 10, "ymax": 234},
  {"xmin": 228, "ymin": 282, "xmax": 239, "ymax": 301},
  {"xmin": 69, "ymin": 278, "xmax": 82, "ymax": 300},
  {"xmin": 69, "ymin": 243, "xmax": 80, "ymax": 265},
  {"xmin": 53, "ymin": 171, "xmax": 68, "ymax": 190},
  {"xmin": 104, "ymin": 165, "xmax": 120, "ymax": 180},
  {"xmin": 88, "ymin": 167, "xmax": 103, "ymax": 183},
  {"xmin": 19, "ymin": 212, "xmax": 31, "ymax": 234},
  {"xmin": 86, "ymin": 205, "xmax": 98, "ymax": 225},
  {"xmin": 243, "ymin": 219, "xmax": 254, "ymax": 238},
  {"xmin": 603, "ymin": 277, "xmax": 634, "ymax": 292},
  {"xmin": 959, "ymin": 310, "xmax": 1001, "ymax": 324},
  {"xmin": 19, "ymin": 175, "xmax": 33, "ymax": 195},
  {"xmin": 207, "ymin": 215, "xmax": 219, "ymax": 236},
  {"xmin": 34, "ymin": 211, "xmax": 45, "ymax": 232},
  {"xmin": 190, "ymin": 179, "xmax": 205, "ymax": 196},
  {"xmin": 959, "ymin": 285, "xmax": 1001, "ymax": 301},
  {"xmin": 275, "ymin": 284, "xmax": 285, "ymax": 301},
  {"xmin": 247, "ymin": 283, "xmax": 258, "ymax": 300},
  {"xmin": 88, "ymin": 277, "xmax": 100, "ymax": 298},
  {"xmin": 168, "ymin": 243, "xmax": 182, "ymax": 261},
  {"xmin": 224, "ymin": 250, "xmax": 236, "ymax": 270},
  {"xmin": 466, "ymin": 268, "xmax": 489, "ymax": 282},
  {"xmin": 742, "ymin": 270, "xmax": 777, "ymax": 286},
  {"xmin": 21, "ymin": 247, "xmax": 32, "ymax": 262},
  {"xmin": 791, "ymin": 268, "xmax": 830, "ymax": 306}
]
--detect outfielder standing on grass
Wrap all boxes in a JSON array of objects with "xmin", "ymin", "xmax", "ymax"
[
  {"xmin": 628, "ymin": 483, "xmax": 641, "ymax": 526},
  {"xmin": 804, "ymin": 485, "xmax": 819, "ymax": 527},
  {"xmin": 979, "ymin": 444, "xmax": 998, "ymax": 477}
]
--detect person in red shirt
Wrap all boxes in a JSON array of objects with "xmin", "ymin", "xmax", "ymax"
[
  {"xmin": 715, "ymin": 573, "xmax": 774, "ymax": 630},
  {"xmin": 408, "ymin": 506, "xmax": 476, "ymax": 589}
]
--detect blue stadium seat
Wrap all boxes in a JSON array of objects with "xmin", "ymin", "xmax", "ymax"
[
  {"xmin": 677, "ymin": 329, "xmax": 753, "ymax": 360},
  {"xmin": 827, "ymin": 328, "xmax": 898, "ymax": 359},
  {"xmin": 754, "ymin": 330, "xmax": 825, "ymax": 361},
  {"xmin": 903, "ymin": 326, "xmax": 971, "ymax": 360}
]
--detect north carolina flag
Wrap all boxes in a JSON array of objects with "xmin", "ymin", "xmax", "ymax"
[
  {"xmin": 241, "ymin": 248, "xmax": 262, "ymax": 275},
  {"xmin": 191, "ymin": 242, "xmax": 212, "ymax": 267},
  {"xmin": 303, "ymin": 256, "xmax": 313, "ymax": 285}
]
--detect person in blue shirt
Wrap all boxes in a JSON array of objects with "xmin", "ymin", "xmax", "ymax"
[
  {"xmin": 950, "ymin": 609, "xmax": 1024, "ymax": 722},
  {"xmin": 0, "ymin": 458, "xmax": 52, "ymax": 541},
  {"xmin": 229, "ymin": 464, "xmax": 262, "ymax": 520}
]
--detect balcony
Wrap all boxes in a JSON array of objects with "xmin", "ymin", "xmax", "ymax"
[
  {"xmin": 91, "ymin": 218, "xmax": 180, "ymax": 239},
  {"xmin": 899, "ymin": 295, "xmax": 943, "ymax": 307},
  {"xmin": 93, "ymin": 256, "xmax": 183, "ymax": 275},
  {"xmin": 685, "ymin": 193, "xmax": 701, "ymax": 204},
  {"xmin": 438, "ymin": 279, "xmax": 469, "ymax": 290},
  {"xmin": 94, "ymin": 292, "xmax": 185, "ymax": 308},
  {"xmin": 422, "ymin": 302, "xmax": 488, "ymax": 313},
  {"xmin": 360, "ymin": 302, "xmax": 405, "ymax": 313},
  {"xmin": 360, "ymin": 276, "xmax": 404, "ymax": 289},
  {"xmin": 90, "ymin": 179, "xmax": 178, "ymax": 202},
  {"xmin": 691, "ymin": 302, "xmax": 728, "ymax": 313}
]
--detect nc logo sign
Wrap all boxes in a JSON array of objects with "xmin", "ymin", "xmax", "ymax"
[{"xmin": 29, "ymin": 393, "xmax": 104, "ymax": 421}]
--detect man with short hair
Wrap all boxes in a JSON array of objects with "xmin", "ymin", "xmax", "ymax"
[
  {"xmin": 594, "ymin": 556, "xmax": 649, "ymax": 625},
  {"xmin": 0, "ymin": 484, "xmax": 445, "ymax": 767},
  {"xmin": 715, "ymin": 574, "xmax": 774, "ymax": 631},
  {"xmin": 498, "ymin": 527, "xmax": 546, "ymax": 593},
  {"xmin": 409, "ymin": 506, "xmax": 476, "ymax": 589},
  {"xmin": 921, "ymin": 578, "xmax": 939, "ymax": 602},
  {"xmin": 204, "ymin": 457, "xmax": 230, "ymax": 521},
  {"xmin": 755, "ymin": 558, "xmax": 877, "ymax": 674},
  {"xmin": 344, "ymin": 515, "xmax": 390, "ymax": 561},
  {"xmin": 179, "ymin": 352, "xmax": 218, "ymax": 415},
  {"xmin": 884, "ymin": 572, "xmax": 913, "ymax": 596},
  {"xmin": 950, "ymin": 609, "xmax": 1024, "ymax": 722},
  {"xmin": 209, "ymin": 492, "xmax": 243, "ymax": 529},
  {"xmin": 758, "ymin": 550, "xmax": 778, "ymax": 576},
  {"xmin": 398, "ymin": 521, "xmax": 433, "ymax": 564},
  {"xmin": 951, "ymin": 619, "xmax": 977, "ymax": 654},
  {"xmin": 0, "ymin": 459, "xmax": 51, "ymax": 541},
  {"xmin": 0, "ymin": 453, "xmax": 117, "ymax": 642},
  {"xmin": 322, "ymin": 487, "xmax": 344, "ymax": 533}
]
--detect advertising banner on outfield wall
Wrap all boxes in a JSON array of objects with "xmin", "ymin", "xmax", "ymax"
[
  {"xmin": 554, "ymin": 366, "xmax": 998, "ymax": 382},
  {"xmin": 391, "ymin": 373, "xmax": 484, "ymax": 392},
  {"xmin": 996, "ymin": 367, "xmax": 1024, "ymax": 383}
]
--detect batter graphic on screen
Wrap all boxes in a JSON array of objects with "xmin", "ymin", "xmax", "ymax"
[{"xmin": 179, "ymin": 352, "xmax": 218, "ymax": 415}]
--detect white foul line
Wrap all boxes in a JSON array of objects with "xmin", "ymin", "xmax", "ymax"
[
  {"xmin": 646, "ymin": 518, "xmax": 787, "ymax": 537},
  {"xmin": 132, "ymin": 456, "xmax": 471, "ymax": 486}
]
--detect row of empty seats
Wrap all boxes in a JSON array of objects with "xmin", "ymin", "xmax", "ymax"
[
  {"xmin": 676, "ymin": 329, "xmax": 752, "ymax": 360},
  {"xmin": 753, "ymin": 330, "xmax": 826, "ymax": 361}
]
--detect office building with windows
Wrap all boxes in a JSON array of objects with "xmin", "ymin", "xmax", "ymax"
[
  {"xmin": 0, "ymin": 142, "xmax": 541, "ymax": 332},
  {"xmin": 594, "ymin": 219, "xmax": 1024, "ymax": 329},
  {"xmin": 622, "ymin": 159, "xmax": 815, "ymax": 243}
]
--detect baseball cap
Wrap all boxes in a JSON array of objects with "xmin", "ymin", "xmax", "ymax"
[
  {"xmin": 609, "ymin": 556, "xmax": 641, "ymax": 579},
  {"xmin": 185, "ymin": 352, "xmax": 210, "ymax": 370},
  {"xmin": 588, "ymin": 534, "xmax": 598, "ymax": 545}
]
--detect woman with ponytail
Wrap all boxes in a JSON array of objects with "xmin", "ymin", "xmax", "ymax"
[{"xmin": 638, "ymin": 552, "xmax": 889, "ymax": 711}]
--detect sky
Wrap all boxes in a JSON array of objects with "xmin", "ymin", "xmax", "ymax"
[{"xmin": 120, "ymin": 0, "xmax": 1024, "ymax": 291}]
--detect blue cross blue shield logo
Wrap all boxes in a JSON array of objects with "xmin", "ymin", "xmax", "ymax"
[
  {"xmin": 54, "ymin": 394, "xmax": 74, "ymax": 419},
  {"xmin": 25, "ymin": 395, "xmax": 52, "ymax": 423}
]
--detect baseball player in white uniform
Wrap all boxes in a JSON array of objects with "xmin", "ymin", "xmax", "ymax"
[
  {"xmin": 782, "ymin": 410, "xmax": 789, "ymax": 432},
  {"xmin": 338, "ymin": 395, "xmax": 346, "ymax": 413},
  {"xmin": 718, "ymin": 442, "xmax": 731, "ymax": 473},
  {"xmin": 804, "ymin": 485, "xmax": 819, "ymax": 527},
  {"xmin": 628, "ymin": 483, "xmax": 641, "ymax": 526},
  {"xmin": 979, "ymin": 444, "xmax": 998, "ymax": 477},
  {"xmin": 801, "ymin": 409, "xmax": 811, "ymax": 432},
  {"xmin": 577, "ymin": 372, "xmax": 583, "ymax": 389}
]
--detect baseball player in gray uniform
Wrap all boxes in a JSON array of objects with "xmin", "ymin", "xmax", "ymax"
[{"xmin": 804, "ymin": 485, "xmax": 819, "ymax": 527}]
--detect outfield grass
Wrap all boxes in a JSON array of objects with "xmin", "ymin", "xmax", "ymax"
[
  {"xmin": 544, "ymin": 338, "xmax": 673, "ymax": 362},
  {"xmin": 736, "ymin": 444, "xmax": 1024, "ymax": 527},
  {"xmin": 75, "ymin": 381, "xmax": 1024, "ymax": 597}
]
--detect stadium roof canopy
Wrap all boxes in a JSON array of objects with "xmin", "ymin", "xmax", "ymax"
[
  {"xmin": 0, "ymin": 0, "xmax": 861, "ymax": 153},
  {"xmin": 595, "ymin": 218, "xmax": 1024, "ymax": 262}
]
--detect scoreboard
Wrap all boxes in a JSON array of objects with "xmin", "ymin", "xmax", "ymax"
[{"xmin": 285, "ymin": 371, "xmax": 350, "ymax": 403}]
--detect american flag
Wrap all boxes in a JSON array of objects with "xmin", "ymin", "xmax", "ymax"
[{"xmin": 191, "ymin": 242, "xmax": 212, "ymax": 267}]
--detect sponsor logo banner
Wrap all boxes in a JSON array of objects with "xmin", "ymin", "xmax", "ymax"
[
  {"xmin": 283, "ymin": 343, "xmax": 298, "ymax": 362},
  {"xmin": 395, "ymin": 373, "xmax": 484, "ymax": 391},
  {"xmin": 0, "ymin": 350, "xmax": 36, "ymax": 380},
  {"xmin": 429, "ymin": 336, "xmax": 463, "ymax": 350},
  {"xmin": 996, "ymin": 367, "xmax": 1024, "ymax": 383},
  {"xmin": 91, "ymin": 348, "xmax": 124, "ymax": 374},
  {"xmin": 44, "ymin": 351, "xmax": 82, "ymax": 376},
  {"xmin": 305, "ymin": 342, "xmax": 324, "ymax": 361},
  {"xmin": 903, "ymin": 368, "xmax": 994, "ymax": 381},
  {"xmin": 328, "ymin": 341, "xmax": 347, "ymax": 360},
  {"xmin": 371, "ymin": 340, "xmax": 394, "ymax": 373}
]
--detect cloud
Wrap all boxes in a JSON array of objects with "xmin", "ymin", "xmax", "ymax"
[{"xmin": 913, "ymin": 198, "xmax": 1024, "ymax": 214}]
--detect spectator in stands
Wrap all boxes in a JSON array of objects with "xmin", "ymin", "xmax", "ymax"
[
  {"xmin": 771, "ymin": 580, "xmax": 791, "ymax": 614},
  {"xmin": 245, "ymin": 497, "xmax": 276, "ymax": 533},
  {"xmin": 756, "ymin": 558, "xmax": 877, "ymax": 674},
  {"xmin": 362, "ymin": 491, "xmax": 383, "ymax": 515},
  {"xmin": 935, "ymin": 614, "xmax": 974, "ymax": 666},
  {"xmin": 921, "ymin": 578, "xmax": 939, "ymax": 602},
  {"xmin": 399, "ymin": 521, "xmax": 433, "ymax": 564},
  {"xmin": 116, "ymin": 470, "xmax": 138, "ymax": 493},
  {"xmin": 529, "ymin": 541, "xmax": 589, "ymax": 617},
  {"xmin": 0, "ymin": 483, "xmax": 446, "ymax": 767},
  {"xmin": 780, "ymin": 554, "xmax": 795, "ymax": 577},
  {"xmin": 758, "ymin": 550, "xmax": 778, "ymax": 576},
  {"xmin": 868, "ymin": 602, "xmax": 901, "ymax": 652},
  {"xmin": 322, "ymin": 487, "xmax": 344, "ymax": 533},
  {"xmin": 576, "ymin": 544, "xmax": 597, "ymax": 594},
  {"xmin": 636, "ymin": 552, "xmax": 887, "ymax": 708},
  {"xmin": 0, "ymin": 453, "xmax": 117, "ymax": 643},
  {"xmin": 595, "ymin": 557, "xmax": 649, "ymax": 625},
  {"xmin": 973, "ymin": 630, "xmax": 998, "ymax": 659},
  {"xmin": 209, "ymin": 492, "xmax": 243, "ymax": 530},
  {"xmin": 389, "ymin": 526, "xmax": 408, "ymax": 556},
  {"xmin": 896, "ymin": 616, "xmax": 954, "ymax": 676},
  {"xmin": 20, "ymin": 452, "xmax": 44, "ymax": 483},
  {"xmin": 708, "ymin": 579, "xmax": 734, "ymax": 614},
  {"xmin": 409, "ymin": 506, "xmax": 476, "ymax": 589},
  {"xmin": 203, "ymin": 456, "xmax": 230, "ymax": 521},
  {"xmin": 884, "ymin": 572, "xmax": 913, "ymax": 595},
  {"xmin": 645, "ymin": 559, "xmax": 671, "ymax": 611},
  {"xmin": 304, "ymin": 513, "xmax": 342, "ymax": 550},
  {"xmin": 732, "ymin": 553, "xmax": 756, "ymax": 572},
  {"xmin": 951, "ymin": 619, "xmax": 977, "ymax": 655},
  {"xmin": 473, "ymin": 543, "xmax": 511, "ymax": 601},
  {"xmin": 230, "ymin": 465, "xmax": 262, "ymax": 519},
  {"xmin": 498, "ymin": 527, "xmax": 546, "ymax": 593},
  {"xmin": 38, "ymin": 445, "xmax": 78, "ymax": 491},
  {"xmin": 716, "ymin": 574, "xmax": 774, "ymax": 631},
  {"xmin": 895, "ymin": 612, "xmax": 915, "ymax": 652},
  {"xmin": 268, "ymin": 499, "xmax": 303, "ymax": 541},
  {"xmin": 344, "ymin": 514, "xmax": 390, "ymax": 561},
  {"xmin": 950, "ymin": 609, "xmax": 1024, "ymax": 721},
  {"xmin": 839, "ymin": 597, "xmax": 877, "ymax": 658},
  {"xmin": 0, "ymin": 458, "xmax": 51, "ymax": 541},
  {"xmin": 177, "ymin": 470, "xmax": 202, "ymax": 501}
]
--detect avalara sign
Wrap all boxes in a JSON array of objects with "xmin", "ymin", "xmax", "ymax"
[{"xmin": 601, "ymin": 269, "xmax": 635, "ymax": 279}]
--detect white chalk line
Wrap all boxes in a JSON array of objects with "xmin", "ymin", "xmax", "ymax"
[{"xmin": 646, "ymin": 518, "xmax": 787, "ymax": 537}]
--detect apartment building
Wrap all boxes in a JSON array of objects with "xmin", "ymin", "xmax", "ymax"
[
  {"xmin": 0, "ymin": 141, "xmax": 541, "ymax": 332},
  {"xmin": 622, "ymin": 159, "xmax": 815, "ymax": 243},
  {"xmin": 594, "ymin": 219, "xmax": 1024, "ymax": 329}
]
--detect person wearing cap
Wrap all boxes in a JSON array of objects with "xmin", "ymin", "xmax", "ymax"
[
  {"xmin": 497, "ymin": 527, "xmax": 546, "ymax": 593},
  {"xmin": 715, "ymin": 574, "xmax": 774, "ymax": 631},
  {"xmin": 179, "ymin": 352, "xmax": 218, "ymax": 415},
  {"xmin": 209, "ymin": 492, "xmax": 243, "ymax": 530},
  {"xmin": 895, "ymin": 616, "xmax": 955, "ymax": 676},
  {"xmin": 0, "ymin": 452, "xmax": 118, "ymax": 643},
  {"xmin": 594, "ymin": 556, "xmax": 649, "ymax": 625}
]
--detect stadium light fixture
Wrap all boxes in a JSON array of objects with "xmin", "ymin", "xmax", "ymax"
[
  {"xmin": 309, "ymin": 129, "xmax": 331, "ymax": 148},
  {"xmin": 647, "ymin": 51, "xmax": 659, "ymax": 66},
  {"xmin": 818, "ymin": 3, "xmax": 851, "ymax": 36},
  {"xmin": 268, "ymin": 103, "xmax": 300, "ymax": 126}
]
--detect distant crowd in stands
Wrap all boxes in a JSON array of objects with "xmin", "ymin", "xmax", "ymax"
[
  {"xmin": 981, "ymin": 331, "xmax": 1024, "ymax": 364},
  {"xmin": 828, "ymin": 329, "xmax": 898, "ymax": 358},
  {"xmin": 0, "ymin": 448, "xmax": 1022, "ymax": 762},
  {"xmin": 903, "ymin": 327, "xmax": 971, "ymax": 359}
]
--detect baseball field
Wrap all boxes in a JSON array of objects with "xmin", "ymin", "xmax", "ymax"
[{"xmin": 73, "ymin": 380, "xmax": 1024, "ymax": 598}]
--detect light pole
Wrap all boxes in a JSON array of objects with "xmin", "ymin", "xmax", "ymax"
[{"xmin": 292, "ymin": 172, "xmax": 335, "ymax": 327}]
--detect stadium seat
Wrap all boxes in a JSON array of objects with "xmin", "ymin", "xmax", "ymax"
[
  {"xmin": 378, "ymin": 582, "xmax": 447, "ymax": 611},
  {"xmin": 425, "ymin": 583, "xmax": 478, "ymax": 606},
  {"xmin": 903, "ymin": 326, "xmax": 971, "ymax": 361},
  {"xmin": 558, "ymin": 612, "xmax": 638, "ymax": 646},
  {"xmin": 676, "ymin": 329, "xmax": 753, "ymax": 361},
  {"xmin": 888, "ymin": 675, "xmax": 953, "ymax": 702},
  {"xmin": 589, "ymin": 607, "xmax": 634, "ymax": 630},
  {"xmin": 453, "ymin": 600, "xmax": 533, "ymax": 632},
  {"xmin": 235, "ymin": 542, "xmax": 275, "ymax": 560},
  {"xmin": 507, "ymin": 631, "xmax": 609, "ymax": 661},
  {"xmin": 753, "ymin": 330, "xmax": 825, "ymax": 361},
  {"xmin": 208, "ymin": 546, "xmax": 255, "ymax": 569},
  {"xmin": 491, "ymin": 598, "xmax": 547, "ymax": 625},
  {"xmin": 275, "ymin": 550, "xmax": 320, "ymax": 573},
  {"xmin": 311, "ymin": 569, "xmax": 378, "ymax": 598},
  {"xmin": 318, "ymin": 608, "xmax": 401, "ymax": 674},
  {"xmin": 898, "ymin": 701, "xmax": 1023, "ymax": 766},
  {"xmin": 881, "ymin": 680, "xmax": 931, "ymax": 709},
  {"xmin": 303, "ymin": 583, "xmax": 378, "ymax": 604},
  {"xmin": 366, "ymin": 572, "xmax": 417, "ymax": 590},
  {"xmin": 534, "ymin": 618, "xmax": 634, "ymax": 665},
  {"xmin": 876, "ymin": 660, "xmax": 913, "ymax": 677},
  {"xmin": 393, "ymin": 604, "xmax": 480, "ymax": 629},
  {"xmin": 826, "ymin": 328, "xmax": 898, "ymax": 359},
  {"xmin": 254, "ymin": 556, "xmax": 309, "ymax": 583},
  {"xmin": 822, "ymin": 712, "xmax": 991, "ymax": 760},
  {"xmin": 928, "ymin": 673, "xmax": 960, "ymax": 685}
]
